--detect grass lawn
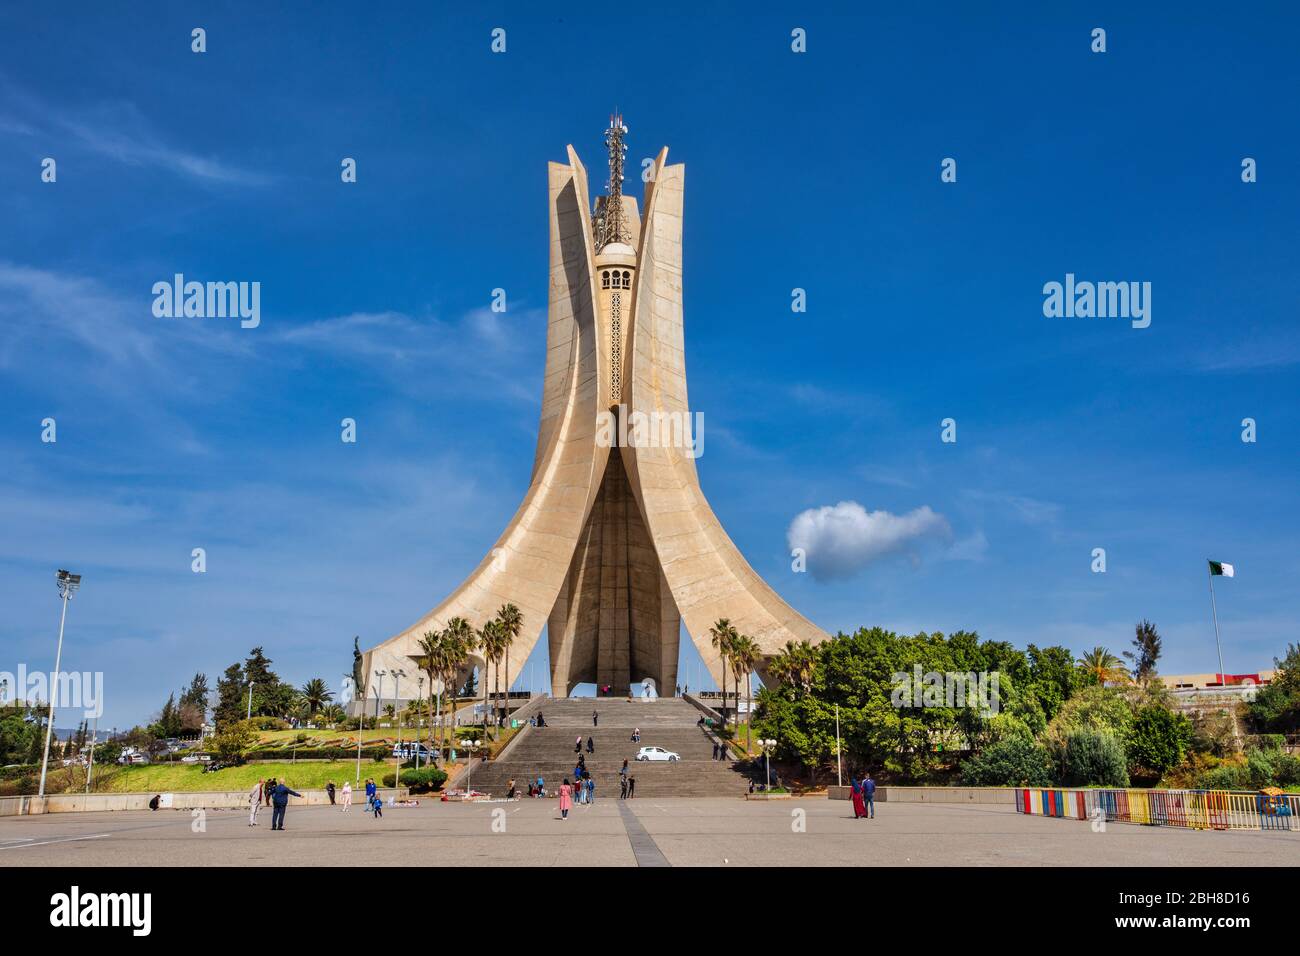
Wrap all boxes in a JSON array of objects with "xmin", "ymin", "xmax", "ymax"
[
  {"xmin": 90, "ymin": 760, "xmax": 401, "ymax": 792},
  {"xmin": 253, "ymin": 719, "xmax": 511, "ymax": 749}
]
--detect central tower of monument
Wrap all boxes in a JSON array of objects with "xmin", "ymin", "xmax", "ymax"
[{"xmin": 364, "ymin": 117, "xmax": 827, "ymax": 697}]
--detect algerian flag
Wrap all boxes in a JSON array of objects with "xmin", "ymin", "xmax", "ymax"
[{"xmin": 1208, "ymin": 560, "xmax": 1235, "ymax": 577}]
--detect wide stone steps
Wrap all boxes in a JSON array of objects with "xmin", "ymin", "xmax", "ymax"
[{"xmin": 463, "ymin": 697, "xmax": 750, "ymax": 798}]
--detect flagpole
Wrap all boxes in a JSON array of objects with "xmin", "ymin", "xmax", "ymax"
[{"xmin": 1207, "ymin": 561, "xmax": 1225, "ymax": 682}]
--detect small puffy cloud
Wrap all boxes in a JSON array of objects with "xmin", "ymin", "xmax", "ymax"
[{"xmin": 787, "ymin": 500, "xmax": 951, "ymax": 580}]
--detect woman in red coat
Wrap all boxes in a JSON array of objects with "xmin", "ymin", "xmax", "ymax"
[
  {"xmin": 558, "ymin": 778, "xmax": 574, "ymax": 820},
  {"xmin": 850, "ymin": 774, "xmax": 867, "ymax": 819}
]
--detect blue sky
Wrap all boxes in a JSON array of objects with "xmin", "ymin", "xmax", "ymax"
[{"xmin": 2, "ymin": 3, "xmax": 1297, "ymax": 729}]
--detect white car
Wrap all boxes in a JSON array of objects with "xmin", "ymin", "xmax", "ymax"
[{"xmin": 635, "ymin": 746, "xmax": 679, "ymax": 762}]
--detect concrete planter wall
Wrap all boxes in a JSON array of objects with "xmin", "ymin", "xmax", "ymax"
[
  {"xmin": 827, "ymin": 786, "xmax": 1018, "ymax": 805},
  {"xmin": 1, "ymin": 787, "xmax": 408, "ymax": 816}
]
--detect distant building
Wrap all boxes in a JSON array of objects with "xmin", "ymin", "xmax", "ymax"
[{"xmin": 1159, "ymin": 671, "xmax": 1275, "ymax": 706}]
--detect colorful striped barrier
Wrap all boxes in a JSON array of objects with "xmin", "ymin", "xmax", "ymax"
[{"xmin": 1014, "ymin": 787, "xmax": 1296, "ymax": 832}]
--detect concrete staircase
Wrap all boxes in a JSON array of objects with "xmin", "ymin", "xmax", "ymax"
[{"xmin": 463, "ymin": 697, "xmax": 750, "ymax": 799}]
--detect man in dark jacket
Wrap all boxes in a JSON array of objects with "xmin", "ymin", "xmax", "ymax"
[{"xmin": 270, "ymin": 781, "xmax": 302, "ymax": 831}]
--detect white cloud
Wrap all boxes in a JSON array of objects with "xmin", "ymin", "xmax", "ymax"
[{"xmin": 786, "ymin": 500, "xmax": 952, "ymax": 580}]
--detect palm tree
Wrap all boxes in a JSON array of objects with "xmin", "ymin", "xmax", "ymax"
[
  {"xmin": 729, "ymin": 634, "xmax": 761, "ymax": 754},
  {"xmin": 300, "ymin": 677, "xmax": 333, "ymax": 716},
  {"xmin": 442, "ymin": 617, "xmax": 475, "ymax": 753},
  {"xmin": 770, "ymin": 639, "xmax": 816, "ymax": 698},
  {"xmin": 416, "ymin": 629, "xmax": 442, "ymax": 758},
  {"xmin": 709, "ymin": 619, "xmax": 737, "ymax": 728},
  {"xmin": 1077, "ymin": 646, "xmax": 1125, "ymax": 685},
  {"xmin": 480, "ymin": 620, "xmax": 510, "ymax": 740},
  {"xmin": 497, "ymin": 603, "xmax": 523, "ymax": 724}
]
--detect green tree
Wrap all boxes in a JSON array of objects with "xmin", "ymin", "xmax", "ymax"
[
  {"xmin": 1123, "ymin": 619, "xmax": 1162, "ymax": 685},
  {"xmin": 214, "ymin": 663, "xmax": 246, "ymax": 729},
  {"xmin": 1059, "ymin": 729, "xmax": 1129, "ymax": 787},
  {"xmin": 1127, "ymin": 705, "xmax": 1192, "ymax": 778},
  {"xmin": 497, "ymin": 603, "xmax": 523, "ymax": 724},
  {"xmin": 180, "ymin": 673, "xmax": 209, "ymax": 714},
  {"xmin": 1248, "ymin": 643, "xmax": 1300, "ymax": 733},
  {"xmin": 443, "ymin": 617, "xmax": 476, "ymax": 743},
  {"xmin": 709, "ymin": 619, "xmax": 737, "ymax": 727},
  {"xmin": 209, "ymin": 720, "xmax": 257, "ymax": 763},
  {"xmin": 961, "ymin": 736, "xmax": 1053, "ymax": 787},
  {"xmin": 729, "ymin": 634, "xmax": 761, "ymax": 753},
  {"xmin": 1027, "ymin": 644, "xmax": 1078, "ymax": 719},
  {"xmin": 299, "ymin": 678, "xmax": 333, "ymax": 715},
  {"xmin": 1077, "ymin": 646, "xmax": 1126, "ymax": 686}
]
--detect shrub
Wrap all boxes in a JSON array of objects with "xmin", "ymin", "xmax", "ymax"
[
  {"xmin": 381, "ymin": 767, "xmax": 447, "ymax": 792},
  {"xmin": 209, "ymin": 721, "xmax": 257, "ymax": 763},
  {"xmin": 1058, "ymin": 729, "xmax": 1128, "ymax": 787},
  {"xmin": 1127, "ymin": 706, "xmax": 1192, "ymax": 777},
  {"xmin": 960, "ymin": 737, "xmax": 1052, "ymax": 787},
  {"xmin": 1197, "ymin": 763, "xmax": 1246, "ymax": 791},
  {"xmin": 248, "ymin": 745, "xmax": 389, "ymax": 762},
  {"xmin": 245, "ymin": 716, "xmax": 290, "ymax": 731}
]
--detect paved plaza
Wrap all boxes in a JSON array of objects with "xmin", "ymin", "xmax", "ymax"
[{"xmin": 2, "ymin": 798, "xmax": 1296, "ymax": 867}]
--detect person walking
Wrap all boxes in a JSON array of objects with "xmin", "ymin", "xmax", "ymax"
[
  {"xmin": 574, "ymin": 735, "xmax": 583, "ymax": 754},
  {"xmin": 326, "ymin": 781, "xmax": 336, "ymax": 806},
  {"xmin": 586, "ymin": 736, "xmax": 595, "ymax": 754},
  {"xmin": 585, "ymin": 776, "xmax": 595, "ymax": 805},
  {"xmin": 264, "ymin": 778, "xmax": 274, "ymax": 807},
  {"xmin": 592, "ymin": 709, "xmax": 598, "ymax": 727},
  {"xmin": 341, "ymin": 780, "xmax": 352, "ymax": 811},
  {"xmin": 559, "ymin": 778, "xmax": 573, "ymax": 820},
  {"xmin": 862, "ymin": 773, "xmax": 876, "ymax": 819},
  {"xmin": 619, "ymin": 775, "xmax": 628, "ymax": 799},
  {"xmin": 850, "ymin": 773, "xmax": 866, "ymax": 819},
  {"xmin": 270, "ymin": 780, "xmax": 302, "ymax": 831},
  {"xmin": 371, "ymin": 790, "xmax": 383, "ymax": 818},
  {"xmin": 364, "ymin": 777, "xmax": 376, "ymax": 807},
  {"xmin": 626, "ymin": 775, "xmax": 636, "ymax": 799},
  {"xmin": 712, "ymin": 741, "xmax": 719, "ymax": 760},
  {"xmin": 248, "ymin": 779, "xmax": 263, "ymax": 826}
]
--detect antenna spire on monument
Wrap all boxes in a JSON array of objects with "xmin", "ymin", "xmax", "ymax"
[{"xmin": 597, "ymin": 110, "xmax": 630, "ymax": 250}]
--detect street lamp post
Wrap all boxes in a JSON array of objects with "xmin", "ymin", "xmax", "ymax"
[
  {"xmin": 391, "ymin": 668, "xmax": 406, "ymax": 761},
  {"xmin": 246, "ymin": 680, "xmax": 254, "ymax": 721},
  {"xmin": 85, "ymin": 715, "xmax": 98, "ymax": 794},
  {"xmin": 39, "ymin": 569, "xmax": 80, "ymax": 799},
  {"xmin": 416, "ymin": 675, "xmax": 425, "ymax": 769},
  {"xmin": 759, "ymin": 739, "xmax": 776, "ymax": 790},
  {"xmin": 463, "ymin": 738, "xmax": 480, "ymax": 795}
]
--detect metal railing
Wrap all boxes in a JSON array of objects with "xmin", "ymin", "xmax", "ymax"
[{"xmin": 1015, "ymin": 787, "xmax": 1299, "ymax": 831}]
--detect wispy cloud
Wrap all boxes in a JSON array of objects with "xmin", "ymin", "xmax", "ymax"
[{"xmin": 0, "ymin": 81, "xmax": 271, "ymax": 186}]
